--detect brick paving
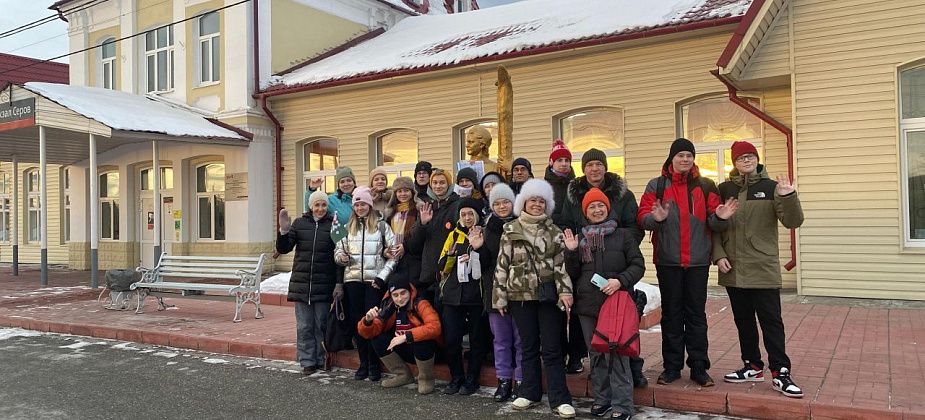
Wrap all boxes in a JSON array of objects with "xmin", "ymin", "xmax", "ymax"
[{"xmin": 1, "ymin": 270, "xmax": 924, "ymax": 419}]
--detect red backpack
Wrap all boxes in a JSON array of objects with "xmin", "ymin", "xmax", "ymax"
[{"xmin": 591, "ymin": 290, "xmax": 641, "ymax": 357}]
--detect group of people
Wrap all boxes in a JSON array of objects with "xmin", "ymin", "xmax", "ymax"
[{"xmin": 276, "ymin": 137, "xmax": 805, "ymax": 419}]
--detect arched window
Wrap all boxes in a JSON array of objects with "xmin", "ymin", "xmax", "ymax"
[
  {"xmin": 100, "ymin": 38, "xmax": 116, "ymax": 90},
  {"xmin": 0, "ymin": 172, "xmax": 9, "ymax": 243},
  {"xmin": 198, "ymin": 11, "xmax": 221, "ymax": 84},
  {"xmin": 25, "ymin": 169, "xmax": 40, "ymax": 242},
  {"xmin": 302, "ymin": 138, "xmax": 338, "ymax": 195},
  {"xmin": 373, "ymin": 129, "xmax": 418, "ymax": 185},
  {"xmin": 99, "ymin": 171, "xmax": 120, "ymax": 240},
  {"xmin": 678, "ymin": 95, "xmax": 763, "ymax": 183},
  {"xmin": 140, "ymin": 167, "xmax": 174, "ymax": 191},
  {"xmin": 195, "ymin": 162, "xmax": 225, "ymax": 240},
  {"xmin": 555, "ymin": 107, "xmax": 625, "ymax": 177},
  {"xmin": 900, "ymin": 62, "xmax": 925, "ymax": 244},
  {"xmin": 456, "ymin": 120, "xmax": 499, "ymax": 162}
]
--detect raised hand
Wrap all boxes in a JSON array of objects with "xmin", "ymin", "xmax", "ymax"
[
  {"xmin": 278, "ymin": 208, "xmax": 292, "ymax": 234},
  {"xmin": 468, "ymin": 226, "xmax": 484, "ymax": 250},
  {"xmin": 364, "ymin": 306, "xmax": 380, "ymax": 322},
  {"xmin": 717, "ymin": 258, "xmax": 732, "ymax": 274},
  {"xmin": 562, "ymin": 229, "xmax": 579, "ymax": 251},
  {"xmin": 776, "ymin": 175, "xmax": 795, "ymax": 196},
  {"xmin": 309, "ymin": 177, "xmax": 323, "ymax": 191},
  {"xmin": 715, "ymin": 197, "xmax": 739, "ymax": 220},
  {"xmin": 420, "ymin": 202, "xmax": 433, "ymax": 225},
  {"xmin": 651, "ymin": 199, "xmax": 671, "ymax": 222}
]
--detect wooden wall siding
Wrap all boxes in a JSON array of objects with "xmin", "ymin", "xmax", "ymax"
[
  {"xmin": 789, "ymin": 0, "xmax": 925, "ymax": 299},
  {"xmin": 272, "ymin": 29, "xmax": 797, "ymax": 286},
  {"xmin": 741, "ymin": 10, "xmax": 791, "ymax": 81},
  {"xmin": 0, "ymin": 162, "xmax": 69, "ymax": 265}
]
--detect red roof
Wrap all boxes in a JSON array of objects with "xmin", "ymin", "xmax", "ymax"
[{"xmin": 0, "ymin": 53, "xmax": 69, "ymax": 86}]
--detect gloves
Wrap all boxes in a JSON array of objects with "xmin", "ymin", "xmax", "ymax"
[
  {"xmin": 333, "ymin": 284, "xmax": 344, "ymax": 301},
  {"xmin": 278, "ymin": 209, "xmax": 292, "ymax": 235}
]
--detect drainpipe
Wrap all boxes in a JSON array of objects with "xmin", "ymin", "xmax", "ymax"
[
  {"xmin": 711, "ymin": 69, "xmax": 797, "ymax": 271},
  {"xmin": 252, "ymin": 0, "xmax": 284, "ymax": 227}
]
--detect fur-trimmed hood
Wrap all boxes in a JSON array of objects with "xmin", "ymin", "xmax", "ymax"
[
  {"xmin": 567, "ymin": 172, "xmax": 627, "ymax": 205},
  {"xmin": 514, "ymin": 178, "xmax": 555, "ymax": 217}
]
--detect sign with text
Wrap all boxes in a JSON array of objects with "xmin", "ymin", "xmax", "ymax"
[
  {"xmin": 225, "ymin": 172, "xmax": 248, "ymax": 201},
  {"xmin": 0, "ymin": 98, "xmax": 36, "ymax": 132}
]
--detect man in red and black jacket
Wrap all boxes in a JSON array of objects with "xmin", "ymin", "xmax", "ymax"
[{"xmin": 637, "ymin": 138, "xmax": 738, "ymax": 387}]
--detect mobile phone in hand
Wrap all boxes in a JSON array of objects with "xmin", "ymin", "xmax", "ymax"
[{"xmin": 591, "ymin": 273, "xmax": 608, "ymax": 289}]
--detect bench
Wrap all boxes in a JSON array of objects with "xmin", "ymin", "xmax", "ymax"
[{"xmin": 131, "ymin": 253, "xmax": 268, "ymax": 323}]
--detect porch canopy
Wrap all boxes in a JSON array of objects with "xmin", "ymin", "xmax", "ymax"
[{"xmin": 0, "ymin": 82, "xmax": 250, "ymax": 288}]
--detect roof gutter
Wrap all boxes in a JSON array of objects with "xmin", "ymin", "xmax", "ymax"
[
  {"xmin": 255, "ymin": 16, "xmax": 743, "ymax": 100},
  {"xmin": 711, "ymin": 69, "xmax": 796, "ymax": 271}
]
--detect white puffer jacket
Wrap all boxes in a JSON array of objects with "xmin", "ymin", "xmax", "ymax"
[{"xmin": 335, "ymin": 219, "xmax": 398, "ymax": 284}]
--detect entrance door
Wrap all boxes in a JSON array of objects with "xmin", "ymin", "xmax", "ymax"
[{"xmin": 139, "ymin": 196, "xmax": 173, "ymax": 268}]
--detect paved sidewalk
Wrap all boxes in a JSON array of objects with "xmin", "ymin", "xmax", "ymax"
[{"xmin": 1, "ymin": 270, "xmax": 923, "ymax": 419}]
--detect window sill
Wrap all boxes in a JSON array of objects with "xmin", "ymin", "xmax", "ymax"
[{"xmin": 194, "ymin": 81, "xmax": 221, "ymax": 89}]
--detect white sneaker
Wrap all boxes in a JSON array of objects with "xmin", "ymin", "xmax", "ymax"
[
  {"xmin": 553, "ymin": 403, "xmax": 576, "ymax": 419},
  {"xmin": 771, "ymin": 367, "xmax": 804, "ymax": 398},
  {"xmin": 724, "ymin": 362, "xmax": 764, "ymax": 383},
  {"xmin": 511, "ymin": 397, "xmax": 539, "ymax": 411}
]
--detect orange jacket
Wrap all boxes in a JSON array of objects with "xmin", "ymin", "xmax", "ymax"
[{"xmin": 357, "ymin": 285, "xmax": 442, "ymax": 343}]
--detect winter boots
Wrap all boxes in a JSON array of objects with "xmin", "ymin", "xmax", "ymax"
[
  {"xmin": 416, "ymin": 357, "xmax": 436, "ymax": 395},
  {"xmin": 380, "ymin": 353, "xmax": 414, "ymax": 388}
]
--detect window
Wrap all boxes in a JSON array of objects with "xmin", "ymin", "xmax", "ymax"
[
  {"xmin": 0, "ymin": 173, "xmax": 9, "ymax": 242},
  {"xmin": 140, "ymin": 167, "xmax": 174, "ymax": 191},
  {"xmin": 26, "ymin": 170, "xmax": 40, "ymax": 242},
  {"xmin": 302, "ymin": 138, "xmax": 338, "ymax": 198},
  {"xmin": 196, "ymin": 163, "xmax": 225, "ymax": 240},
  {"xmin": 101, "ymin": 38, "xmax": 116, "ymax": 89},
  {"xmin": 100, "ymin": 172, "xmax": 120, "ymax": 240},
  {"xmin": 62, "ymin": 168, "xmax": 70, "ymax": 243},
  {"xmin": 374, "ymin": 130, "xmax": 418, "ymax": 185},
  {"xmin": 678, "ymin": 96, "xmax": 763, "ymax": 183},
  {"xmin": 901, "ymin": 63, "xmax": 925, "ymax": 244},
  {"xmin": 145, "ymin": 26, "xmax": 174, "ymax": 93},
  {"xmin": 457, "ymin": 120, "xmax": 499, "ymax": 161},
  {"xmin": 455, "ymin": 0, "xmax": 471, "ymax": 12},
  {"xmin": 556, "ymin": 107, "xmax": 625, "ymax": 177},
  {"xmin": 198, "ymin": 12, "xmax": 220, "ymax": 84}
]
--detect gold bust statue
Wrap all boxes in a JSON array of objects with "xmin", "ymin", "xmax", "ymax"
[{"xmin": 465, "ymin": 125, "xmax": 494, "ymax": 164}]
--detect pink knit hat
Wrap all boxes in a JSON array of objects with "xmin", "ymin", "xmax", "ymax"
[{"xmin": 352, "ymin": 187, "xmax": 374, "ymax": 207}]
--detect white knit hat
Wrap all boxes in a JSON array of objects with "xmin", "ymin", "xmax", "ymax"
[
  {"xmin": 514, "ymin": 178, "xmax": 555, "ymax": 217},
  {"xmin": 308, "ymin": 190, "xmax": 328, "ymax": 208}
]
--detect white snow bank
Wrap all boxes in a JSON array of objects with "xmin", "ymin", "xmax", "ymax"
[
  {"xmin": 0, "ymin": 328, "xmax": 43, "ymax": 341},
  {"xmin": 261, "ymin": 272, "xmax": 291, "ymax": 294},
  {"xmin": 635, "ymin": 281, "xmax": 661, "ymax": 315}
]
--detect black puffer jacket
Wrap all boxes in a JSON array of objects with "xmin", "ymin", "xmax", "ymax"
[
  {"xmin": 544, "ymin": 166, "xmax": 576, "ymax": 229},
  {"xmin": 563, "ymin": 172, "xmax": 643, "ymax": 244},
  {"xmin": 566, "ymin": 226, "xmax": 645, "ymax": 318},
  {"xmin": 407, "ymin": 192, "xmax": 460, "ymax": 289},
  {"xmin": 276, "ymin": 213, "xmax": 339, "ymax": 304},
  {"xmin": 478, "ymin": 213, "xmax": 514, "ymax": 312}
]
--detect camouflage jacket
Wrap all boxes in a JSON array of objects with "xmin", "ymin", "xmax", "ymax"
[{"xmin": 492, "ymin": 215, "xmax": 573, "ymax": 309}]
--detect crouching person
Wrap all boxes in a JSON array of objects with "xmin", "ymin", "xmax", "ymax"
[{"xmin": 358, "ymin": 268, "xmax": 442, "ymax": 395}]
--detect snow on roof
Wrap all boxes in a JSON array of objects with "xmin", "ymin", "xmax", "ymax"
[
  {"xmin": 24, "ymin": 83, "xmax": 248, "ymax": 140},
  {"xmin": 269, "ymin": 0, "xmax": 751, "ymax": 90}
]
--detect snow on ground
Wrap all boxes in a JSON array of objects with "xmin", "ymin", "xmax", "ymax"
[
  {"xmin": 0, "ymin": 328, "xmax": 43, "ymax": 341},
  {"xmin": 261, "ymin": 272, "xmax": 291, "ymax": 294}
]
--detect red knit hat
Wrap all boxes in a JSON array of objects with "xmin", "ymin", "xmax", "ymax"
[
  {"xmin": 731, "ymin": 141, "xmax": 759, "ymax": 163},
  {"xmin": 549, "ymin": 139, "xmax": 571, "ymax": 163},
  {"xmin": 581, "ymin": 188, "xmax": 610, "ymax": 215}
]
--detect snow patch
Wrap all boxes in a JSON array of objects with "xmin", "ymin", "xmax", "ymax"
[
  {"xmin": 59, "ymin": 341, "xmax": 108, "ymax": 350},
  {"xmin": 111, "ymin": 342, "xmax": 140, "ymax": 351},
  {"xmin": 261, "ymin": 272, "xmax": 291, "ymax": 294},
  {"xmin": 153, "ymin": 351, "xmax": 179, "ymax": 358},
  {"xmin": 0, "ymin": 328, "xmax": 43, "ymax": 341},
  {"xmin": 202, "ymin": 358, "xmax": 229, "ymax": 364}
]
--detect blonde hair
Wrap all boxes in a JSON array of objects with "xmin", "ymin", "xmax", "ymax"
[{"xmin": 347, "ymin": 209, "xmax": 379, "ymax": 236}]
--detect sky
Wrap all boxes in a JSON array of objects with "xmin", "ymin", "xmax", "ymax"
[{"xmin": 0, "ymin": 0, "xmax": 524, "ymax": 63}]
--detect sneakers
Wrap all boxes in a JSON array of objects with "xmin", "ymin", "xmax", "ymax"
[
  {"xmin": 724, "ymin": 362, "xmax": 765, "ymax": 383},
  {"xmin": 511, "ymin": 397, "xmax": 540, "ymax": 411},
  {"xmin": 590, "ymin": 404, "xmax": 613, "ymax": 417},
  {"xmin": 690, "ymin": 367, "xmax": 715, "ymax": 387},
  {"xmin": 612, "ymin": 412, "xmax": 632, "ymax": 420},
  {"xmin": 553, "ymin": 403, "xmax": 576, "ymax": 419},
  {"xmin": 657, "ymin": 370, "xmax": 681, "ymax": 385},
  {"xmin": 566, "ymin": 357, "xmax": 584, "ymax": 374},
  {"xmin": 772, "ymin": 368, "xmax": 804, "ymax": 398}
]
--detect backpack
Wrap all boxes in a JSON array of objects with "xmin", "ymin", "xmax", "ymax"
[{"xmin": 591, "ymin": 290, "xmax": 640, "ymax": 357}]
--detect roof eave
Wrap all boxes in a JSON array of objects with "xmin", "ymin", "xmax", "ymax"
[
  {"xmin": 716, "ymin": 0, "xmax": 779, "ymax": 74},
  {"xmin": 258, "ymin": 15, "xmax": 744, "ymax": 99}
]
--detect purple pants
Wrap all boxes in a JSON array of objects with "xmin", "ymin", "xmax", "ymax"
[{"xmin": 489, "ymin": 312, "xmax": 523, "ymax": 381}]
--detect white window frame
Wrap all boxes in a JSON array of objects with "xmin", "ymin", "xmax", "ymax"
[
  {"xmin": 455, "ymin": 0, "xmax": 470, "ymax": 12},
  {"xmin": 101, "ymin": 38, "xmax": 116, "ymax": 90},
  {"xmin": 99, "ymin": 172, "xmax": 120, "ymax": 241},
  {"xmin": 0, "ymin": 172, "xmax": 9, "ymax": 243},
  {"xmin": 197, "ymin": 11, "xmax": 221, "ymax": 86},
  {"xmin": 553, "ymin": 106, "xmax": 626, "ymax": 178},
  {"xmin": 26, "ymin": 170, "xmax": 40, "ymax": 243},
  {"xmin": 301, "ymin": 138, "xmax": 339, "ymax": 211},
  {"xmin": 145, "ymin": 26, "xmax": 174, "ymax": 93},
  {"xmin": 371, "ymin": 129, "xmax": 419, "ymax": 184},
  {"xmin": 195, "ymin": 162, "xmax": 225, "ymax": 241},
  {"xmin": 677, "ymin": 95, "xmax": 764, "ymax": 184},
  {"xmin": 899, "ymin": 62, "xmax": 925, "ymax": 247},
  {"xmin": 140, "ymin": 167, "xmax": 174, "ymax": 192}
]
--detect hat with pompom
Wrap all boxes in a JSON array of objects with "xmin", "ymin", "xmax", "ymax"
[{"xmin": 549, "ymin": 138, "xmax": 572, "ymax": 163}]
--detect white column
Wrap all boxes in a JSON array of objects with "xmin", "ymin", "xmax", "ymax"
[
  {"xmin": 11, "ymin": 155, "xmax": 18, "ymax": 276},
  {"xmin": 152, "ymin": 141, "xmax": 161, "ymax": 264},
  {"xmin": 39, "ymin": 126, "xmax": 48, "ymax": 286},
  {"xmin": 89, "ymin": 134, "xmax": 99, "ymax": 288}
]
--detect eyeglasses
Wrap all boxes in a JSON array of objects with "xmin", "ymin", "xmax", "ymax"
[{"xmin": 735, "ymin": 154, "xmax": 758, "ymax": 163}]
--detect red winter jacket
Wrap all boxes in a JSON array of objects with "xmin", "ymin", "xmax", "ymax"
[
  {"xmin": 637, "ymin": 164, "xmax": 728, "ymax": 268},
  {"xmin": 357, "ymin": 285, "xmax": 442, "ymax": 344}
]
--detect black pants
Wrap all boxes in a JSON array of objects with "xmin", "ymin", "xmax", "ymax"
[
  {"xmin": 509, "ymin": 300, "xmax": 572, "ymax": 408},
  {"xmin": 656, "ymin": 265, "xmax": 710, "ymax": 371},
  {"xmin": 726, "ymin": 286, "xmax": 791, "ymax": 372},
  {"xmin": 443, "ymin": 304, "xmax": 488, "ymax": 381},
  {"xmin": 561, "ymin": 309, "xmax": 587, "ymax": 362},
  {"xmin": 345, "ymin": 282, "xmax": 382, "ymax": 369},
  {"xmin": 371, "ymin": 329, "xmax": 437, "ymax": 363}
]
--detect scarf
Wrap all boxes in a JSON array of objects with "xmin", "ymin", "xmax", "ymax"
[
  {"xmin": 427, "ymin": 187, "xmax": 449, "ymax": 202},
  {"xmin": 579, "ymin": 219, "xmax": 618, "ymax": 263},
  {"xmin": 389, "ymin": 202, "xmax": 416, "ymax": 242},
  {"xmin": 439, "ymin": 224, "xmax": 480, "ymax": 280},
  {"xmin": 551, "ymin": 168, "xmax": 571, "ymax": 177},
  {"xmin": 454, "ymin": 184, "xmax": 472, "ymax": 198}
]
